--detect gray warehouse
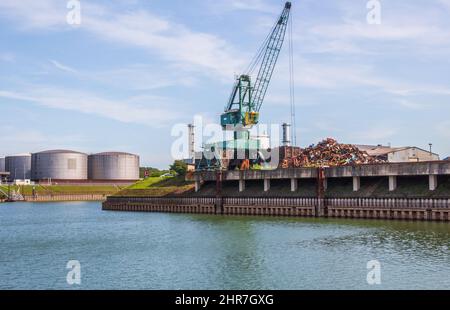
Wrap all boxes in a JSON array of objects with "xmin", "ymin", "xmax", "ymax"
[
  {"xmin": 88, "ymin": 152, "xmax": 140, "ymax": 181},
  {"xmin": 31, "ymin": 150, "xmax": 88, "ymax": 181},
  {"xmin": 5, "ymin": 154, "xmax": 32, "ymax": 180}
]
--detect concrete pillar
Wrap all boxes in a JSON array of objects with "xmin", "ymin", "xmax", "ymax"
[
  {"xmin": 291, "ymin": 178, "xmax": 298, "ymax": 192},
  {"xmin": 429, "ymin": 175, "xmax": 438, "ymax": 191},
  {"xmin": 239, "ymin": 179, "xmax": 246, "ymax": 192},
  {"xmin": 264, "ymin": 179, "xmax": 270, "ymax": 192},
  {"xmin": 195, "ymin": 180, "xmax": 201, "ymax": 193},
  {"xmin": 389, "ymin": 176, "xmax": 397, "ymax": 192},
  {"xmin": 353, "ymin": 176, "xmax": 360, "ymax": 192}
]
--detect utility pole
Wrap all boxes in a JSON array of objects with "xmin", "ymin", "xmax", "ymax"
[{"xmin": 429, "ymin": 143, "xmax": 433, "ymax": 160}]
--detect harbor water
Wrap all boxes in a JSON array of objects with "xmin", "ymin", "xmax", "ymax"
[{"xmin": 0, "ymin": 202, "xmax": 449, "ymax": 290}]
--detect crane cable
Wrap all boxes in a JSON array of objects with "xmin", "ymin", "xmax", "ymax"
[{"xmin": 289, "ymin": 9, "xmax": 297, "ymax": 146}]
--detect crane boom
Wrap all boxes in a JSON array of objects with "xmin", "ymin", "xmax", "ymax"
[
  {"xmin": 221, "ymin": 2, "xmax": 291, "ymax": 129},
  {"xmin": 253, "ymin": 2, "xmax": 291, "ymax": 112}
]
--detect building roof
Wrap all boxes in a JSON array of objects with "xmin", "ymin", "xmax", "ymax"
[
  {"xmin": 356, "ymin": 145, "xmax": 401, "ymax": 156},
  {"xmin": 35, "ymin": 150, "xmax": 87, "ymax": 155},
  {"xmin": 386, "ymin": 146, "xmax": 440, "ymax": 157},
  {"xmin": 356, "ymin": 145, "xmax": 439, "ymax": 157},
  {"xmin": 445, "ymin": 157, "xmax": 450, "ymax": 161}
]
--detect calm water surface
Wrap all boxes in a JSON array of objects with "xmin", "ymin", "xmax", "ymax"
[{"xmin": 0, "ymin": 201, "xmax": 449, "ymax": 290}]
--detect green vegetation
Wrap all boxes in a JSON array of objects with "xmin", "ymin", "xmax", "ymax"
[
  {"xmin": 139, "ymin": 167, "xmax": 171, "ymax": 178},
  {"xmin": 169, "ymin": 160, "xmax": 188, "ymax": 176},
  {"xmin": 0, "ymin": 184, "xmax": 125, "ymax": 197},
  {"xmin": 115, "ymin": 176, "xmax": 194, "ymax": 197},
  {"xmin": 128, "ymin": 177, "xmax": 169, "ymax": 189}
]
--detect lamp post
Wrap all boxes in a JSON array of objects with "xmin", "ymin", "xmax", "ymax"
[{"xmin": 429, "ymin": 143, "xmax": 433, "ymax": 160}]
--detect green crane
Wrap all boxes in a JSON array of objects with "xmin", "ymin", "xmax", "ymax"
[
  {"xmin": 220, "ymin": 2, "xmax": 292, "ymax": 130},
  {"xmin": 197, "ymin": 2, "xmax": 292, "ymax": 171}
]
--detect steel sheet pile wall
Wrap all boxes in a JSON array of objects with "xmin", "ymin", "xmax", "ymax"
[
  {"xmin": 31, "ymin": 150, "xmax": 88, "ymax": 181},
  {"xmin": 5, "ymin": 154, "xmax": 31, "ymax": 180},
  {"xmin": 88, "ymin": 152, "xmax": 139, "ymax": 181}
]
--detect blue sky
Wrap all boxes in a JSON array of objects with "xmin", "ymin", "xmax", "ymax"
[{"xmin": 1, "ymin": 0, "xmax": 449, "ymax": 168}]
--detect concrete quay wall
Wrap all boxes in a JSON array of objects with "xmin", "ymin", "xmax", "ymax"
[
  {"xmin": 325, "ymin": 161, "xmax": 450, "ymax": 178},
  {"xmin": 192, "ymin": 162, "xmax": 450, "ymax": 195},
  {"xmin": 193, "ymin": 162, "xmax": 450, "ymax": 182}
]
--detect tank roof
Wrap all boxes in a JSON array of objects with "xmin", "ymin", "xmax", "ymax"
[
  {"xmin": 35, "ymin": 150, "xmax": 87, "ymax": 155},
  {"xmin": 6, "ymin": 153, "xmax": 32, "ymax": 157},
  {"xmin": 91, "ymin": 152, "xmax": 138, "ymax": 156}
]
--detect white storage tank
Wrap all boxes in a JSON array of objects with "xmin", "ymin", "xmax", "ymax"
[
  {"xmin": 0, "ymin": 157, "xmax": 5, "ymax": 172},
  {"xmin": 88, "ymin": 152, "xmax": 140, "ymax": 181},
  {"xmin": 31, "ymin": 150, "xmax": 88, "ymax": 181},
  {"xmin": 5, "ymin": 154, "xmax": 31, "ymax": 180}
]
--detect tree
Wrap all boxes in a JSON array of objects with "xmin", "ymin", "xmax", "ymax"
[{"xmin": 170, "ymin": 160, "xmax": 188, "ymax": 176}]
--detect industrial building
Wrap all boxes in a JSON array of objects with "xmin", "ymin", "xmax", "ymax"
[
  {"xmin": 5, "ymin": 154, "xmax": 32, "ymax": 181},
  {"xmin": 31, "ymin": 150, "xmax": 88, "ymax": 181},
  {"xmin": 88, "ymin": 152, "xmax": 140, "ymax": 181},
  {"xmin": 357, "ymin": 145, "xmax": 440, "ymax": 163}
]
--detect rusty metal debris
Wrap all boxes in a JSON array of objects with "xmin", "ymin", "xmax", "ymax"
[{"xmin": 281, "ymin": 138, "xmax": 387, "ymax": 168}]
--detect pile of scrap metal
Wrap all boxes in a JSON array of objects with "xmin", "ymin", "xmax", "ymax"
[{"xmin": 281, "ymin": 138, "xmax": 387, "ymax": 168}]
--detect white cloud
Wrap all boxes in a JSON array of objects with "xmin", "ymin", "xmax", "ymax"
[
  {"xmin": 210, "ymin": 0, "xmax": 279, "ymax": 13},
  {"xmin": 84, "ymin": 9, "xmax": 244, "ymax": 79},
  {"xmin": 50, "ymin": 60, "xmax": 78, "ymax": 73},
  {"xmin": 0, "ymin": 0, "xmax": 244, "ymax": 80},
  {"xmin": 0, "ymin": 52, "xmax": 15, "ymax": 62},
  {"xmin": 293, "ymin": 1, "xmax": 450, "ymax": 56},
  {"xmin": 438, "ymin": 0, "xmax": 450, "ymax": 10},
  {"xmin": 0, "ymin": 0, "xmax": 65, "ymax": 29},
  {"xmin": 0, "ymin": 87, "xmax": 182, "ymax": 127},
  {"xmin": 0, "ymin": 126, "xmax": 88, "ymax": 155},
  {"xmin": 353, "ymin": 127, "xmax": 397, "ymax": 142},
  {"xmin": 269, "ymin": 55, "xmax": 450, "ymax": 98}
]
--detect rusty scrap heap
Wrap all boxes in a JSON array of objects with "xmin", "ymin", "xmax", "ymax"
[{"xmin": 281, "ymin": 138, "xmax": 386, "ymax": 168}]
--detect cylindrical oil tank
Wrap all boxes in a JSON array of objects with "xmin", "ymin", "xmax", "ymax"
[
  {"xmin": 0, "ymin": 157, "xmax": 5, "ymax": 172},
  {"xmin": 5, "ymin": 154, "xmax": 32, "ymax": 180},
  {"xmin": 88, "ymin": 152, "xmax": 140, "ymax": 180},
  {"xmin": 31, "ymin": 150, "xmax": 88, "ymax": 181}
]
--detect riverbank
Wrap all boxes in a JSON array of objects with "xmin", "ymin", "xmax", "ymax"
[
  {"xmin": 0, "ymin": 184, "xmax": 126, "ymax": 202},
  {"xmin": 24, "ymin": 194, "xmax": 107, "ymax": 202}
]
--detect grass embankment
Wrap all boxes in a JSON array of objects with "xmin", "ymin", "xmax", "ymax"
[
  {"xmin": 0, "ymin": 184, "xmax": 125, "ymax": 197},
  {"xmin": 114, "ymin": 177, "xmax": 194, "ymax": 197}
]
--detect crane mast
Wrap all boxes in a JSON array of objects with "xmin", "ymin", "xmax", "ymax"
[{"xmin": 221, "ymin": 2, "xmax": 291, "ymax": 129}]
